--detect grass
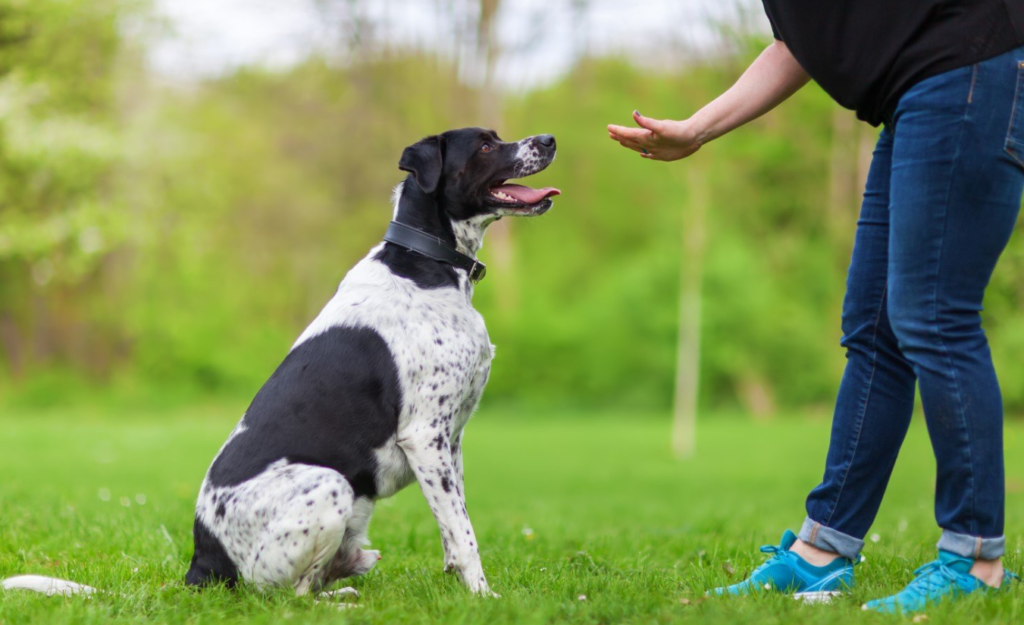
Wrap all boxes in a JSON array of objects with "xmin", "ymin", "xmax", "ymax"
[{"xmin": 1, "ymin": 403, "xmax": 1023, "ymax": 624}]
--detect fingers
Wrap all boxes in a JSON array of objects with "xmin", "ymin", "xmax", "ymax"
[
  {"xmin": 607, "ymin": 124, "xmax": 651, "ymax": 142},
  {"xmin": 609, "ymin": 132, "xmax": 646, "ymax": 152},
  {"xmin": 607, "ymin": 112, "xmax": 676, "ymax": 161},
  {"xmin": 615, "ymin": 140, "xmax": 647, "ymax": 154},
  {"xmin": 633, "ymin": 110, "xmax": 667, "ymax": 134},
  {"xmin": 641, "ymin": 150, "xmax": 685, "ymax": 162}
]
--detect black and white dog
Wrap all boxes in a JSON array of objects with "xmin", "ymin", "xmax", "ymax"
[{"xmin": 1, "ymin": 128, "xmax": 558, "ymax": 599}]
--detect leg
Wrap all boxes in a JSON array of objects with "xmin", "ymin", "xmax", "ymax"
[
  {"xmin": 242, "ymin": 466, "xmax": 356, "ymax": 596},
  {"xmin": 799, "ymin": 128, "xmax": 918, "ymax": 561},
  {"xmin": 398, "ymin": 423, "xmax": 494, "ymax": 596},
  {"xmin": 886, "ymin": 54, "xmax": 1024, "ymax": 568},
  {"xmin": 442, "ymin": 430, "xmax": 467, "ymax": 572},
  {"xmin": 322, "ymin": 497, "xmax": 380, "ymax": 588}
]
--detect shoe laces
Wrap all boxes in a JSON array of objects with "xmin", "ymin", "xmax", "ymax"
[
  {"xmin": 759, "ymin": 543, "xmax": 789, "ymax": 558},
  {"xmin": 902, "ymin": 560, "xmax": 964, "ymax": 597},
  {"xmin": 751, "ymin": 542, "xmax": 794, "ymax": 573}
]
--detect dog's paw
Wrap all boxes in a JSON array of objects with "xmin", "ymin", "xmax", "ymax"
[
  {"xmin": 319, "ymin": 587, "xmax": 360, "ymax": 600},
  {"xmin": 314, "ymin": 597, "xmax": 362, "ymax": 610},
  {"xmin": 350, "ymin": 550, "xmax": 381, "ymax": 577},
  {"xmin": 360, "ymin": 549, "xmax": 382, "ymax": 568},
  {"xmin": 472, "ymin": 585, "xmax": 500, "ymax": 598},
  {"xmin": 356, "ymin": 549, "xmax": 380, "ymax": 573},
  {"xmin": 464, "ymin": 576, "xmax": 499, "ymax": 598}
]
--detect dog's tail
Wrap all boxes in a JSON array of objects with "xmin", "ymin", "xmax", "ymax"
[{"xmin": 1, "ymin": 575, "xmax": 98, "ymax": 596}]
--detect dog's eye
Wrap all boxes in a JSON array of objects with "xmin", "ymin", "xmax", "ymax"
[{"xmin": 480, "ymin": 143, "xmax": 493, "ymax": 153}]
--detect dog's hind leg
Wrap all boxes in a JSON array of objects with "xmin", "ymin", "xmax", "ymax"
[
  {"xmin": 243, "ymin": 466, "xmax": 355, "ymax": 596},
  {"xmin": 321, "ymin": 497, "xmax": 380, "ymax": 590}
]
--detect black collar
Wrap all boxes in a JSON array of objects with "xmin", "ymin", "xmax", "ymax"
[{"xmin": 383, "ymin": 221, "xmax": 486, "ymax": 283}]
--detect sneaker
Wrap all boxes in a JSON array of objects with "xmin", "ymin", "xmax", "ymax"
[
  {"xmin": 862, "ymin": 551, "xmax": 1017, "ymax": 614},
  {"xmin": 708, "ymin": 530, "xmax": 855, "ymax": 602}
]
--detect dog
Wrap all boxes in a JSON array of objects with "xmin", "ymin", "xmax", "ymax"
[{"xmin": 1, "ymin": 128, "xmax": 558, "ymax": 600}]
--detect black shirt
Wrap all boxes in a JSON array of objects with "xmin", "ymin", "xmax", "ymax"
[{"xmin": 762, "ymin": 1, "xmax": 1024, "ymax": 126}]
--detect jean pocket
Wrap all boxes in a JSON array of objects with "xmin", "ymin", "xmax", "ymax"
[{"xmin": 1006, "ymin": 60, "xmax": 1024, "ymax": 169}]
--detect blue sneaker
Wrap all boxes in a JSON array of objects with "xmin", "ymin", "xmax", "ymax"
[
  {"xmin": 862, "ymin": 551, "xmax": 1017, "ymax": 614},
  {"xmin": 708, "ymin": 530, "xmax": 855, "ymax": 602}
]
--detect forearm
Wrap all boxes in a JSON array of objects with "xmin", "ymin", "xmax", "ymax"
[{"xmin": 689, "ymin": 41, "xmax": 810, "ymax": 144}]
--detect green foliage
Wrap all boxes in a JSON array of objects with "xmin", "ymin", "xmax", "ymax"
[
  {"xmin": 3, "ymin": 3, "xmax": 1024, "ymax": 416},
  {"xmin": 0, "ymin": 0, "xmax": 127, "ymax": 269},
  {"xmin": 0, "ymin": 0, "xmax": 133, "ymax": 385}
]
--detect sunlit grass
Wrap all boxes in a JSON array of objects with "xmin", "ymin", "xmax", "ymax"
[{"xmin": 1, "ymin": 403, "xmax": 1022, "ymax": 624}]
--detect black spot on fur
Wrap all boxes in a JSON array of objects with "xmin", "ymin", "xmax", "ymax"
[
  {"xmin": 214, "ymin": 503, "xmax": 226, "ymax": 519},
  {"xmin": 185, "ymin": 517, "xmax": 239, "ymax": 588},
  {"xmin": 207, "ymin": 327, "xmax": 401, "ymax": 499},
  {"xmin": 441, "ymin": 476, "xmax": 451, "ymax": 493}
]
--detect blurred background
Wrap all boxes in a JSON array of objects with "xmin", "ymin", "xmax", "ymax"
[{"xmin": 4, "ymin": 0, "xmax": 1024, "ymax": 428}]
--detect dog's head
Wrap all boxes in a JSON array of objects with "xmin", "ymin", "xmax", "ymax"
[{"xmin": 398, "ymin": 127, "xmax": 559, "ymax": 223}]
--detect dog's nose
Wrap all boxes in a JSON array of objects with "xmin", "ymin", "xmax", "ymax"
[{"xmin": 536, "ymin": 134, "xmax": 556, "ymax": 148}]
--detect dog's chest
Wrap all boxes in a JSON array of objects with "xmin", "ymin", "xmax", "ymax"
[{"xmin": 295, "ymin": 249, "xmax": 493, "ymax": 497}]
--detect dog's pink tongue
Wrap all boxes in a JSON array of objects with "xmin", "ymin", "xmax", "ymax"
[{"xmin": 493, "ymin": 184, "xmax": 561, "ymax": 204}]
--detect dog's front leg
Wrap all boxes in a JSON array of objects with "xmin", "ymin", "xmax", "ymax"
[
  {"xmin": 443, "ymin": 431, "xmax": 467, "ymax": 572},
  {"xmin": 398, "ymin": 427, "xmax": 495, "ymax": 597}
]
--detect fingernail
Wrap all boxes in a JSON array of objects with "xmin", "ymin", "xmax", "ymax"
[{"xmin": 634, "ymin": 110, "xmax": 642, "ymax": 117}]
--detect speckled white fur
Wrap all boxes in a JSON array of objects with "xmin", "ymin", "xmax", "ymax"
[
  {"xmin": 189, "ymin": 137, "xmax": 560, "ymax": 596},
  {"xmin": 513, "ymin": 137, "xmax": 551, "ymax": 180},
  {"xmin": 190, "ymin": 184, "xmax": 502, "ymax": 597}
]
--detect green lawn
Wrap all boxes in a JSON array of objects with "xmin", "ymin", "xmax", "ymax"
[{"xmin": 1, "ymin": 403, "xmax": 1023, "ymax": 624}]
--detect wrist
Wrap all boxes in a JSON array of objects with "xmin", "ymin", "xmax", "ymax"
[{"xmin": 683, "ymin": 117, "xmax": 713, "ymax": 147}]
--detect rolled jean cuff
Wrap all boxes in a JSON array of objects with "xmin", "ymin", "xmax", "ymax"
[
  {"xmin": 937, "ymin": 530, "xmax": 1005, "ymax": 560},
  {"xmin": 798, "ymin": 517, "xmax": 864, "ymax": 561}
]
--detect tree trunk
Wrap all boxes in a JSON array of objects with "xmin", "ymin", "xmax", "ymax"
[
  {"xmin": 474, "ymin": 0, "xmax": 517, "ymax": 311},
  {"xmin": 671, "ymin": 166, "xmax": 708, "ymax": 459},
  {"xmin": 827, "ymin": 108, "xmax": 856, "ymax": 230}
]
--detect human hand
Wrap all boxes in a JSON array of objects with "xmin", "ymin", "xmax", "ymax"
[{"xmin": 607, "ymin": 110, "xmax": 702, "ymax": 162}]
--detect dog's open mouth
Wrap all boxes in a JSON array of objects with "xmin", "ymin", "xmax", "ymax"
[{"xmin": 488, "ymin": 182, "xmax": 561, "ymax": 210}]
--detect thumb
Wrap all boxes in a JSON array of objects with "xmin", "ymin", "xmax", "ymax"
[{"xmin": 633, "ymin": 110, "xmax": 667, "ymax": 134}]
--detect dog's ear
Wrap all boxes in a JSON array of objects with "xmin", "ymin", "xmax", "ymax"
[{"xmin": 399, "ymin": 135, "xmax": 444, "ymax": 194}]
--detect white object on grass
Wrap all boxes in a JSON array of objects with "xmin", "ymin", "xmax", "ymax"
[{"xmin": 2, "ymin": 575, "xmax": 97, "ymax": 597}]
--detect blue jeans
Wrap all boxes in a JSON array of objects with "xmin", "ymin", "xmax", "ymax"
[{"xmin": 800, "ymin": 47, "xmax": 1024, "ymax": 561}]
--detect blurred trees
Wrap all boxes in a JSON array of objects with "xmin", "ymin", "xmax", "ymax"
[
  {"xmin": 3, "ymin": 0, "xmax": 1024, "ymax": 417},
  {"xmin": 0, "ymin": 0, "xmax": 132, "ymax": 381}
]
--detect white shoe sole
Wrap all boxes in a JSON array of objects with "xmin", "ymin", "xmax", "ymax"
[{"xmin": 793, "ymin": 590, "xmax": 842, "ymax": 604}]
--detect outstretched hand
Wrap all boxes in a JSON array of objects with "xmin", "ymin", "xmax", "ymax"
[{"xmin": 607, "ymin": 111, "xmax": 702, "ymax": 162}]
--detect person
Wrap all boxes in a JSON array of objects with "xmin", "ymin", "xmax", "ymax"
[{"xmin": 609, "ymin": 0, "xmax": 1024, "ymax": 614}]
